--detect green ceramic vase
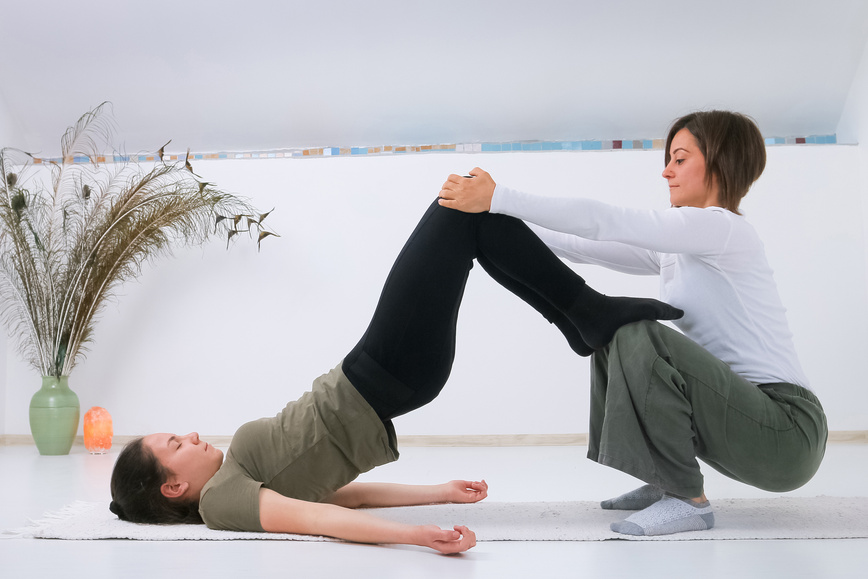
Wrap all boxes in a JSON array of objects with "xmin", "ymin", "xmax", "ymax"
[{"xmin": 29, "ymin": 376, "xmax": 80, "ymax": 455}]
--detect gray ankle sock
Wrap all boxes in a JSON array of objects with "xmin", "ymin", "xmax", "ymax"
[
  {"xmin": 600, "ymin": 484, "xmax": 664, "ymax": 510},
  {"xmin": 610, "ymin": 496, "xmax": 715, "ymax": 536}
]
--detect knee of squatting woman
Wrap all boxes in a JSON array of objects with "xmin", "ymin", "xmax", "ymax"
[
  {"xmin": 109, "ymin": 198, "xmax": 683, "ymax": 554},
  {"xmin": 437, "ymin": 110, "xmax": 828, "ymax": 537}
]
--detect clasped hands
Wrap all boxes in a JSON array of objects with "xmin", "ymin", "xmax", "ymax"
[{"xmin": 438, "ymin": 167, "xmax": 496, "ymax": 213}]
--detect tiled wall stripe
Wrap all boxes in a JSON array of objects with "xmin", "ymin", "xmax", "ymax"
[{"xmin": 30, "ymin": 134, "xmax": 837, "ymax": 165}]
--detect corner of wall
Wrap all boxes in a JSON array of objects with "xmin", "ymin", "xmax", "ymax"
[
  {"xmin": 836, "ymin": 36, "xmax": 868, "ymax": 145},
  {"xmin": 837, "ymin": 35, "xmax": 868, "ymax": 324}
]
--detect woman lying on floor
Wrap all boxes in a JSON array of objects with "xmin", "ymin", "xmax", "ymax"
[
  {"xmin": 109, "ymin": 198, "xmax": 682, "ymax": 554},
  {"xmin": 438, "ymin": 110, "xmax": 828, "ymax": 537}
]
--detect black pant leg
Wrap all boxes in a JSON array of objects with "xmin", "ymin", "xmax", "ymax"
[{"xmin": 344, "ymin": 200, "xmax": 478, "ymax": 420}]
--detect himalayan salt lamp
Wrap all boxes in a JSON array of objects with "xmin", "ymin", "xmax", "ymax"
[{"xmin": 83, "ymin": 406, "xmax": 113, "ymax": 454}]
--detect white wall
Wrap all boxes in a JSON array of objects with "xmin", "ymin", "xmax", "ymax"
[
  {"xmin": 0, "ymin": 297, "xmax": 5, "ymax": 438},
  {"xmin": 2, "ymin": 143, "xmax": 867, "ymax": 437},
  {"xmin": 838, "ymin": 35, "xmax": 868, "ymax": 315},
  {"xmin": 0, "ymin": 94, "xmax": 19, "ymax": 146},
  {"xmin": 0, "ymin": 88, "xmax": 19, "ymax": 438}
]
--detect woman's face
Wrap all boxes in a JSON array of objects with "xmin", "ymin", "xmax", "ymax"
[
  {"xmin": 662, "ymin": 128, "xmax": 720, "ymax": 209},
  {"xmin": 143, "ymin": 432, "xmax": 224, "ymax": 500}
]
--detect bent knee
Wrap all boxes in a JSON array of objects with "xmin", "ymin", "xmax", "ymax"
[{"xmin": 610, "ymin": 320, "xmax": 660, "ymax": 347}]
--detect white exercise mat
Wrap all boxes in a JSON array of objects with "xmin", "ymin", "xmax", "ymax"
[{"xmin": 4, "ymin": 497, "xmax": 867, "ymax": 542}]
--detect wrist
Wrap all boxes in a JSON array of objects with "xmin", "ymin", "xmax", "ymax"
[
  {"xmin": 488, "ymin": 183, "xmax": 502, "ymax": 213},
  {"xmin": 410, "ymin": 524, "xmax": 431, "ymax": 548}
]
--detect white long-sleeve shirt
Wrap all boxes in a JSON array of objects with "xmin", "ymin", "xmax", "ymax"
[{"xmin": 491, "ymin": 184, "xmax": 811, "ymax": 390}]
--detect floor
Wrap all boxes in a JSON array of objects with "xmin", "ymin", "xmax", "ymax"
[{"xmin": 1, "ymin": 442, "xmax": 867, "ymax": 579}]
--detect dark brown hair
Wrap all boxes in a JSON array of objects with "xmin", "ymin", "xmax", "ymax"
[
  {"xmin": 665, "ymin": 111, "xmax": 766, "ymax": 214},
  {"xmin": 109, "ymin": 437, "xmax": 203, "ymax": 524}
]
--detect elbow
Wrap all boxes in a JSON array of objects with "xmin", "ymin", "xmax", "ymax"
[{"xmin": 324, "ymin": 483, "xmax": 367, "ymax": 509}]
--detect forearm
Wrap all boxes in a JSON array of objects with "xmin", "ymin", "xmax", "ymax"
[
  {"xmin": 491, "ymin": 184, "xmax": 644, "ymax": 241},
  {"xmin": 492, "ymin": 184, "xmax": 731, "ymax": 254},
  {"xmin": 527, "ymin": 222, "xmax": 660, "ymax": 275},
  {"xmin": 259, "ymin": 488, "xmax": 475, "ymax": 553},
  {"xmin": 326, "ymin": 482, "xmax": 448, "ymax": 508},
  {"xmin": 261, "ymin": 487, "xmax": 411, "ymax": 539},
  {"xmin": 309, "ymin": 501, "xmax": 422, "ymax": 545},
  {"xmin": 311, "ymin": 508, "xmax": 472, "ymax": 554}
]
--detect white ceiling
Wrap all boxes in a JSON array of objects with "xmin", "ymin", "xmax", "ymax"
[{"xmin": 2, "ymin": 0, "xmax": 868, "ymax": 157}]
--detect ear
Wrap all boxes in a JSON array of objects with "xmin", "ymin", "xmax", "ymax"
[{"xmin": 160, "ymin": 480, "xmax": 189, "ymax": 499}]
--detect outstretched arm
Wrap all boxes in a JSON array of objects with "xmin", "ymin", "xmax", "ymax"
[
  {"xmin": 324, "ymin": 480, "xmax": 488, "ymax": 509},
  {"xmin": 259, "ymin": 488, "xmax": 477, "ymax": 554}
]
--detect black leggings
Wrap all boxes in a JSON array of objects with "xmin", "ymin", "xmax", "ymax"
[{"xmin": 343, "ymin": 199, "xmax": 589, "ymax": 421}]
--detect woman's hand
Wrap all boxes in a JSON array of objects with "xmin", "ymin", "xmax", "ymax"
[
  {"xmin": 438, "ymin": 167, "xmax": 496, "ymax": 213},
  {"xmin": 418, "ymin": 524, "xmax": 477, "ymax": 555},
  {"xmin": 439, "ymin": 479, "xmax": 488, "ymax": 504}
]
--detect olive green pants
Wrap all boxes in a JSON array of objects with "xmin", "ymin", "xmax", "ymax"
[{"xmin": 589, "ymin": 321, "xmax": 827, "ymax": 499}]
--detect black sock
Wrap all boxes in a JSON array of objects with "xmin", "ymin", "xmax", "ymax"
[
  {"xmin": 549, "ymin": 314, "xmax": 594, "ymax": 356},
  {"xmin": 567, "ymin": 286, "xmax": 684, "ymax": 350}
]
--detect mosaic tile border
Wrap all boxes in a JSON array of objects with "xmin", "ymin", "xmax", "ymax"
[{"xmin": 31, "ymin": 134, "xmax": 837, "ymax": 165}]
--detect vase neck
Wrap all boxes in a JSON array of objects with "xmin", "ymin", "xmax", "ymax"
[{"xmin": 41, "ymin": 376, "xmax": 70, "ymax": 389}]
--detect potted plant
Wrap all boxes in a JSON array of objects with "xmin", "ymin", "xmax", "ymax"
[{"xmin": 0, "ymin": 103, "xmax": 272, "ymax": 455}]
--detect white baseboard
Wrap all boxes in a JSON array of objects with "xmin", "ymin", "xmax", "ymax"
[{"xmin": 2, "ymin": 431, "xmax": 866, "ymax": 447}]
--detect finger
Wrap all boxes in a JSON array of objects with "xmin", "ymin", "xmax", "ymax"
[
  {"xmin": 455, "ymin": 525, "xmax": 477, "ymax": 546},
  {"xmin": 440, "ymin": 180, "xmax": 456, "ymax": 192},
  {"xmin": 438, "ymin": 528, "xmax": 461, "ymax": 541},
  {"xmin": 470, "ymin": 480, "xmax": 487, "ymax": 492},
  {"xmin": 433, "ymin": 526, "xmax": 476, "ymax": 554},
  {"xmin": 439, "ymin": 182, "xmax": 461, "ymax": 198},
  {"xmin": 440, "ymin": 175, "xmax": 464, "ymax": 191},
  {"xmin": 468, "ymin": 167, "xmax": 484, "ymax": 178}
]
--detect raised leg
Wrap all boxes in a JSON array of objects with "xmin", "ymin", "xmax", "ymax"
[
  {"xmin": 345, "ymin": 202, "xmax": 685, "ymax": 421},
  {"xmin": 474, "ymin": 212, "xmax": 683, "ymax": 350}
]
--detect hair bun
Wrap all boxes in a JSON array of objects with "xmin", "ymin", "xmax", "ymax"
[{"xmin": 109, "ymin": 500, "xmax": 125, "ymax": 518}]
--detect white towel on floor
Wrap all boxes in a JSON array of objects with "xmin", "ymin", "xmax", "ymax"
[{"xmin": 4, "ymin": 497, "xmax": 867, "ymax": 542}]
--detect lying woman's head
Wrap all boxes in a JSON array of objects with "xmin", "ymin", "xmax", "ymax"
[{"xmin": 110, "ymin": 432, "xmax": 223, "ymax": 524}]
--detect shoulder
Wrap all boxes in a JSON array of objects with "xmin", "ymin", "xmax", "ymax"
[
  {"xmin": 661, "ymin": 206, "xmax": 736, "ymax": 235},
  {"xmin": 199, "ymin": 461, "xmax": 265, "ymax": 531},
  {"xmin": 671, "ymin": 205, "xmax": 759, "ymax": 234},
  {"xmin": 667, "ymin": 206, "xmax": 734, "ymax": 220}
]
